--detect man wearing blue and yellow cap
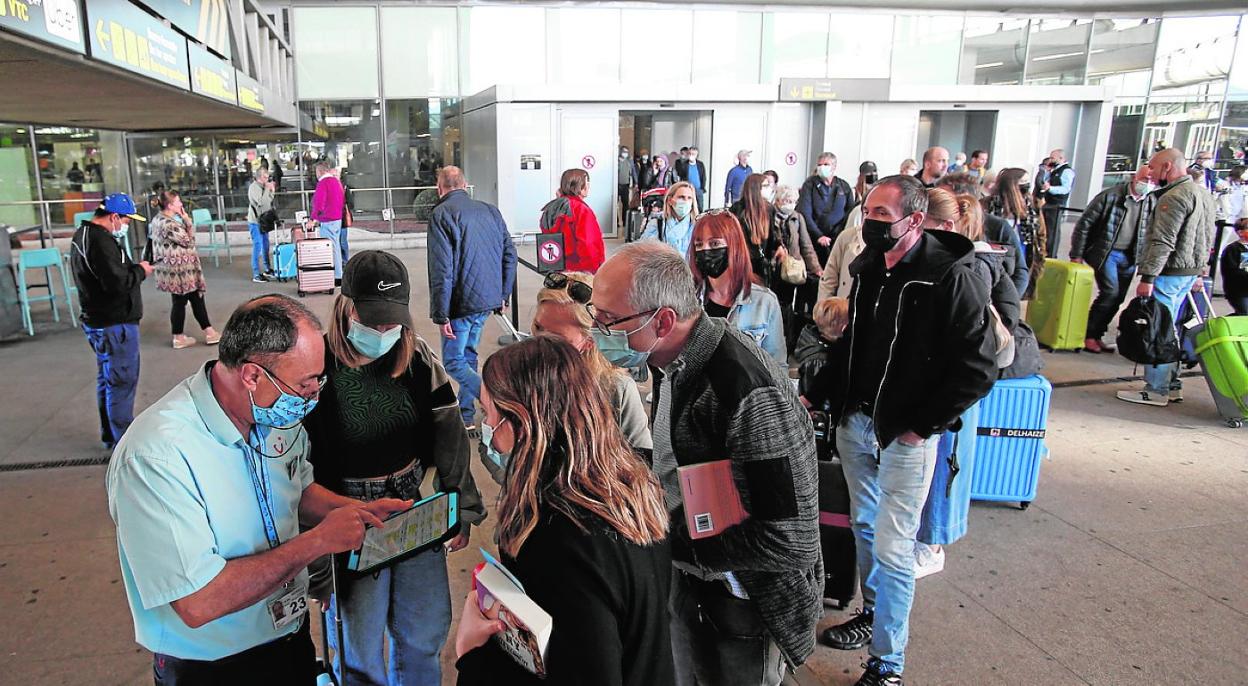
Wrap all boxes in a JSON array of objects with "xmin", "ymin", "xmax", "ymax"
[{"xmin": 70, "ymin": 193, "xmax": 154, "ymax": 448}]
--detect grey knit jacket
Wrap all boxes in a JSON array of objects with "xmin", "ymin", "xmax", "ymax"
[
  {"xmin": 651, "ymin": 315, "xmax": 822, "ymax": 667},
  {"xmin": 1138, "ymin": 176, "xmax": 1218, "ymax": 283}
]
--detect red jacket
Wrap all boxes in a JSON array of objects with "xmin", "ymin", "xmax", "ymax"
[{"xmin": 542, "ymin": 194, "xmax": 605, "ymax": 273}]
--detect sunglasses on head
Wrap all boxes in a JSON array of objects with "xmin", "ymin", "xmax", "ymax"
[{"xmin": 543, "ymin": 272, "xmax": 592, "ymax": 304}]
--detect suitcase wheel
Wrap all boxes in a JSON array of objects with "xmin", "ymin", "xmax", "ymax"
[
  {"xmin": 1226, "ymin": 418, "xmax": 1244, "ymax": 429},
  {"xmin": 1019, "ymin": 501, "xmax": 1031, "ymax": 511}
]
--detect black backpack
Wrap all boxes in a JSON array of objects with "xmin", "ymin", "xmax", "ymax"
[{"xmin": 1116, "ymin": 296, "xmax": 1180, "ymax": 365}]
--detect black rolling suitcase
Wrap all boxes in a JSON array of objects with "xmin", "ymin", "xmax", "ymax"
[{"xmin": 812, "ymin": 410, "xmax": 857, "ymax": 609}]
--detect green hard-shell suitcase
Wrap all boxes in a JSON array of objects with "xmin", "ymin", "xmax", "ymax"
[
  {"xmin": 1192, "ymin": 312, "xmax": 1248, "ymax": 428},
  {"xmin": 1026, "ymin": 259, "xmax": 1094, "ymax": 351}
]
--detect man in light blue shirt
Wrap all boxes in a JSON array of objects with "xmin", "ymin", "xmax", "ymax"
[
  {"xmin": 724, "ymin": 149, "xmax": 754, "ymax": 206},
  {"xmin": 1043, "ymin": 148, "xmax": 1077, "ymax": 257},
  {"xmin": 107, "ymin": 294, "xmax": 409, "ymax": 684}
]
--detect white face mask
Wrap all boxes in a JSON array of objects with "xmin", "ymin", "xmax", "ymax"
[{"xmin": 761, "ymin": 186, "xmax": 776, "ymax": 203}]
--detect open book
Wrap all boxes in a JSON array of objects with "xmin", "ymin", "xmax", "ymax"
[{"xmin": 473, "ymin": 549, "xmax": 554, "ymax": 676}]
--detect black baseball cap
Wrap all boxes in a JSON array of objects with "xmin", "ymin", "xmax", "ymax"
[
  {"xmin": 859, "ymin": 161, "xmax": 878, "ymax": 174},
  {"xmin": 341, "ymin": 251, "xmax": 413, "ymax": 328}
]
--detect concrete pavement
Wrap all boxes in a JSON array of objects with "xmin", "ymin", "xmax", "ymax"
[{"xmin": 2, "ymin": 244, "xmax": 1246, "ymax": 685}]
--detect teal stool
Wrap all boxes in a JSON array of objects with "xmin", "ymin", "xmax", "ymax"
[
  {"xmin": 192, "ymin": 208, "xmax": 231, "ymax": 267},
  {"xmin": 74, "ymin": 210, "xmax": 133, "ymax": 261},
  {"xmin": 16, "ymin": 247, "xmax": 77, "ymax": 336}
]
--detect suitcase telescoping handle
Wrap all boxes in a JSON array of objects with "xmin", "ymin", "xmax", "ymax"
[
  {"xmin": 1184, "ymin": 286, "xmax": 1216, "ymax": 326},
  {"xmin": 494, "ymin": 312, "xmax": 529, "ymax": 344}
]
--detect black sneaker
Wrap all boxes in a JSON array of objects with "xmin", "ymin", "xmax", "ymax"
[
  {"xmin": 821, "ymin": 608, "xmax": 874, "ymax": 650},
  {"xmin": 854, "ymin": 659, "xmax": 903, "ymax": 686}
]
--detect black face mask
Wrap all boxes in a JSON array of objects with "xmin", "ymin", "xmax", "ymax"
[
  {"xmin": 864, "ymin": 173, "xmax": 878, "ymax": 185},
  {"xmin": 695, "ymin": 247, "xmax": 729, "ymax": 278},
  {"xmin": 861, "ymin": 217, "xmax": 906, "ymax": 252}
]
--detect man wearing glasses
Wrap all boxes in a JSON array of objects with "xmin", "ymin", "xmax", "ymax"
[
  {"xmin": 593, "ymin": 242, "xmax": 822, "ymax": 685},
  {"xmin": 107, "ymin": 295, "xmax": 410, "ymax": 684}
]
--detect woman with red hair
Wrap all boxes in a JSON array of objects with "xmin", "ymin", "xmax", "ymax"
[{"xmin": 688, "ymin": 211, "xmax": 787, "ymax": 366}]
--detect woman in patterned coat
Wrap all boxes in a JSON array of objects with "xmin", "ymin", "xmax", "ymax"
[{"xmin": 150, "ymin": 191, "xmax": 219, "ymax": 348}]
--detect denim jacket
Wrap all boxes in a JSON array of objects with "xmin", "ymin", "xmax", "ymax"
[
  {"xmin": 640, "ymin": 213, "xmax": 694, "ymax": 260},
  {"xmin": 703, "ymin": 284, "xmax": 788, "ymax": 368}
]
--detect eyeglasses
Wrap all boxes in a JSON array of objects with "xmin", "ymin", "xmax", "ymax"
[
  {"xmin": 248, "ymin": 360, "xmax": 327, "ymax": 399},
  {"xmin": 589, "ymin": 308, "xmax": 659, "ymax": 337},
  {"xmin": 543, "ymin": 272, "xmax": 592, "ymax": 305}
]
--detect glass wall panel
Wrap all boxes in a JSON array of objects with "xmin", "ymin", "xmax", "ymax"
[
  {"xmin": 129, "ymin": 136, "xmax": 216, "ymax": 218},
  {"xmin": 827, "ymin": 15, "xmax": 893, "ymax": 79},
  {"xmin": 1215, "ymin": 15, "xmax": 1247, "ymax": 168},
  {"xmin": 460, "ymin": 7, "xmax": 547, "ymax": 94},
  {"xmin": 1087, "ymin": 19, "xmax": 1159, "ymax": 96},
  {"xmin": 292, "ymin": 7, "xmax": 379, "ymax": 100},
  {"xmin": 692, "ymin": 10, "xmax": 761, "ymax": 84},
  {"xmin": 959, "ymin": 18, "xmax": 1029, "ymax": 85},
  {"xmin": 621, "ymin": 10, "xmax": 692, "ymax": 85},
  {"xmin": 33, "ymin": 126, "xmax": 107, "ymax": 225},
  {"xmin": 386, "ymin": 98, "xmax": 462, "ymax": 218},
  {"xmin": 548, "ymin": 8, "xmax": 621, "ymax": 86},
  {"xmin": 299, "ymin": 100, "xmax": 386, "ymax": 212},
  {"xmin": 1025, "ymin": 19, "xmax": 1091, "ymax": 85},
  {"xmin": 1145, "ymin": 16, "xmax": 1236, "ymax": 169},
  {"xmin": 891, "ymin": 16, "xmax": 963, "ymax": 85},
  {"xmin": 380, "ymin": 7, "xmax": 458, "ymax": 98},
  {"xmin": 0, "ymin": 125, "xmax": 39, "ymax": 228},
  {"xmin": 762, "ymin": 12, "xmax": 831, "ymax": 81}
]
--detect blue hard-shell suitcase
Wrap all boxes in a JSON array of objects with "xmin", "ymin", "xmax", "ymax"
[
  {"xmin": 919, "ymin": 402, "xmax": 979, "ymax": 545},
  {"xmin": 272, "ymin": 243, "xmax": 298, "ymax": 281},
  {"xmin": 970, "ymin": 375, "xmax": 1052, "ymax": 510}
]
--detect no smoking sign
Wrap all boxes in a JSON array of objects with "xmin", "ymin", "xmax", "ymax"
[
  {"xmin": 785, "ymin": 152, "xmax": 798, "ymax": 166},
  {"xmin": 581, "ymin": 155, "xmax": 596, "ymax": 170}
]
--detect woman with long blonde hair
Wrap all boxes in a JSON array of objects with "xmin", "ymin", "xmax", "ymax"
[
  {"xmin": 454, "ymin": 336, "xmax": 674, "ymax": 684},
  {"xmin": 531, "ymin": 271, "xmax": 651, "ymax": 451}
]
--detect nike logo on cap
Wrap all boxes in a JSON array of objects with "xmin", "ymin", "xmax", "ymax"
[{"xmin": 377, "ymin": 281, "xmax": 402, "ymax": 291}]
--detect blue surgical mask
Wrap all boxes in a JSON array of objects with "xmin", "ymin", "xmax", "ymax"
[
  {"xmin": 347, "ymin": 319, "xmax": 402, "ymax": 359},
  {"xmin": 592, "ymin": 311, "xmax": 660, "ymax": 368},
  {"xmin": 673, "ymin": 199, "xmax": 693, "ymax": 219},
  {"xmin": 480, "ymin": 417, "xmax": 510, "ymax": 470},
  {"xmin": 250, "ymin": 367, "xmax": 319, "ymax": 430}
]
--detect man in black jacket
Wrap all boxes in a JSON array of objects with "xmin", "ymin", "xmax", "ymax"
[
  {"xmin": 593, "ymin": 242, "xmax": 821, "ymax": 684},
  {"xmin": 70, "ymin": 193, "xmax": 153, "ymax": 448},
  {"xmin": 1069, "ymin": 167, "xmax": 1156, "ymax": 353},
  {"xmin": 796, "ymin": 152, "xmax": 856, "ymax": 265},
  {"xmin": 672, "ymin": 146, "xmax": 708, "ymax": 212},
  {"xmin": 808, "ymin": 175, "xmax": 995, "ymax": 686}
]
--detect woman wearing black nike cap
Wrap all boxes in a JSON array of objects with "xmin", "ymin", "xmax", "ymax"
[{"xmin": 303, "ymin": 250, "xmax": 485, "ymax": 686}]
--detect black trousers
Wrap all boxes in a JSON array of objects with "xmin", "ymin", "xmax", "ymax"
[
  {"xmin": 170, "ymin": 291, "xmax": 212, "ymax": 335},
  {"xmin": 1042, "ymin": 205, "xmax": 1064, "ymax": 258},
  {"xmin": 153, "ymin": 618, "xmax": 318, "ymax": 685}
]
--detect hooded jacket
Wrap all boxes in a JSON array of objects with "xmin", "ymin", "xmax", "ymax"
[
  {"xmin": 540, "ymin": 194, "xmax": 605, "ymax": 273},
  {"xmin": 808, "ymin": 230, "xmax": 997, "ymax": 448}
]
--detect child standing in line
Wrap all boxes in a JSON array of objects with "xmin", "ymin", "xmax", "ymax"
[{"xmin": 1220, "ymin": 217, "xmax": 1248, "ymax": 316}]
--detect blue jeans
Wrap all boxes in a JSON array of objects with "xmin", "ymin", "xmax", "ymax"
[
  {"xmin": 441, "ymin": 312, "xmax": 488, "ymax": 425},
  {"xmin": 1086, "ymin": 250, "xmax": 1136, "ymax": 341},
  {"xmin": 328, "ymin": 548, "xmax": 451, "ymax": 686},
  {"xmin": 319, "ymin": 220, "xmax": 344, "ymax": 278},
  {"xmin": 836, "ymin": 411, "xmax": 938, "ymax": 675},
  {"xmin": 83, "ymin": 323, "xmax": 140, "ymax": 445},
  {"xmin": 249, "ymin": 223, "xmax": 270, "ymax": 278},
  {"xmin": 1144, "ymin": 275, "xmax": 1199, "ymax": 395}
]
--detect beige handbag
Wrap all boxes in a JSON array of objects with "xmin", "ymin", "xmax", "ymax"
[{"xmin": 780, "ymin": 255, "xmax": 807, "ymax": 285}]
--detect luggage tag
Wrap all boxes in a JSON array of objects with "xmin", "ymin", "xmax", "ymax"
[{"xmin": 267, "ymin": 578, "xmax": 310, "ymax": 631}]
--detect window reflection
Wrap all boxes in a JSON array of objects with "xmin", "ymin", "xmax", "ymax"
[
  {"xmin": 1026, "ymin": 19, "xmax": 1092, "ymax": 86},
  {"xmin": 386, "ymin": 98, "xmax": 462, "ymax": 219},
  {"xmin": 959, "ymin": 18, "xmax": 1029, "ymax": 86},
  {"xmin": 299, "ymin": 100, "xmax": 386, "ymax": 212}
]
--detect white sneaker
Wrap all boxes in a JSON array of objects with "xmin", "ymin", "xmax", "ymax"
[
  {"xmin": 1116, "ymin": 390, "xmax": 1168, "ymax": 407},
  {"xmin": 914, "ymin": 542, "xmax": 945, "ymax": 579}
]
